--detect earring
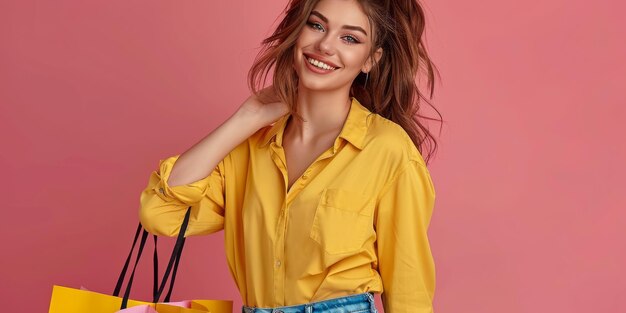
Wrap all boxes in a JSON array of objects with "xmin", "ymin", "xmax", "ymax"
[{"xmin": 363, "ymin": 71, "xmax": 369, "ymax": 87}]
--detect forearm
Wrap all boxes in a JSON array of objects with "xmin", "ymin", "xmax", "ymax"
[{"xmin": 167, "ymin": 110, "xmax": 263, "ymax": 187}]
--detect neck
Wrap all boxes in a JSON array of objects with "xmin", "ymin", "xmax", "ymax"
[{"xmin": 286, "ymin": 87, "xmax": 352, "ymax": 145}]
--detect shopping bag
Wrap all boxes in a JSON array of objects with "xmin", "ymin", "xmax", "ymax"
[
  {"xmin": 48, "ymin": 207, "xmax": 233, "ymax": 313},
  {"xmin": 49, "ymin": 285, "xmax": 210, "ymax": 313},
  {"xmin": 49, "ymin": 285, "xmax": 232, "ymax": 313}
]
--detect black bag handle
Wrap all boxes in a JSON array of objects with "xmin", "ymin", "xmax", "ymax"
[
  {"xmin": 152, "ymin": 235, "xmax": 185, "ymax": 303},
  {"xmin": 114, "ymin": 206, "xmax": 191, "ymax": 309},
  {"xmin": 113, "ymin": 227, "xmax": 162, "ymax": 302},
  {"xmin": 153, "ymin": 219, "xmax": 188, "ymax": 303},
  {"xmin": 158, "ymin": 234, "xmax": 186, "ymax": 303},
  {"xmin": 152, "ymin": 234, "xmax": 159, "ymax": 301},
  {"xmin": 113, "ymin": 222, "xmax": 142, "ymax": 297}
]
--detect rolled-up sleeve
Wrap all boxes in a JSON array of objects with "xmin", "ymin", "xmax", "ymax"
[
  {"xmin": 139, "ymin": 154, "xmax": 226, "ymax": 238},
  {"xmin": 375, "ymin": 158, "xmax": 436, "ymax": 313}
]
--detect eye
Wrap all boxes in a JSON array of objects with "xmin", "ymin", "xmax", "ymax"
[
  {"xmin": 307, "ymin": 21, "xmax": 324, "ymax": 31},
  {"xmin": 343, "ymin": 35, "xmax": 360, "ymax": 44},
  {"xmin": 306, "ymin": 20, "xmax": 361, "ymax": 45}
]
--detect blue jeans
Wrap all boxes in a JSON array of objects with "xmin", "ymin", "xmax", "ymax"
[{"xmin": 241, "ymin": 292, "xmax": 378, "ymax": 313}]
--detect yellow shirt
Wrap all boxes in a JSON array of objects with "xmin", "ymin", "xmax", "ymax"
[{"xmin": 139, "ymin": 97, "xmax": 436, "ymax": 313}]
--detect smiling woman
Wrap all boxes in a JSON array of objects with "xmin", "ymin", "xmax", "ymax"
[
  {"xmin": 139, "ymin": 0, "xmax": 442, "ymax": 313},
  {"xmin": 294, "ymin": 3, "xmax": 382, "ymax": 93},
  {"xmin": 249, "ymin": 0, "xmax": 442, "ymax": 165}
]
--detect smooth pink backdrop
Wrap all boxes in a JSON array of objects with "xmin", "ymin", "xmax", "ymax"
[{"xmin": 1, "ymin": 0, "xmax": 624, "ymax": 312}]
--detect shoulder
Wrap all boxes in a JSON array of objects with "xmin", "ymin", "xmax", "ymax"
[
  {"xmin": 364, "ymin": 113, "xmax": 426, "ymax": 168},
  {"xmin": 365, "ymin": 114, "xmax": 435, "ymax": 199}
]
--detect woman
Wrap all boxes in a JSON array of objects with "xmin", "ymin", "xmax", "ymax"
[{"xmin": 139, "ymin": 0, "xmax": 442, "ymax": 312}]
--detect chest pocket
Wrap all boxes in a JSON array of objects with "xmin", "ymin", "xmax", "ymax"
[{"xmin": 309, "ymin": 188, "xmax": 375, "ymax": 255}]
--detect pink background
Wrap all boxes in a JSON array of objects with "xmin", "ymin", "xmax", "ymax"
[{"xmin": 1, "ymin": 0, "xmax": 624, "ymax": 312}]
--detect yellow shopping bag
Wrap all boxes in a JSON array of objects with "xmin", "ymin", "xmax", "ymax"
[
  {"xmin": 48, "ymin": 285, "xmax": 231, "ymax": 313},
  {"xmin": 48, "ymin": 208, "xmax": 232, "ymax": 313},
  {"xmin": 48, "ymin": 285, "xmax": 232, "ymax": 313}
]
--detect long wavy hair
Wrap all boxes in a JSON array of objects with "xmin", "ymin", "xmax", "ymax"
[{"xmin": 248, "ymin": 0, "xmax": 443, "ymax": 165}]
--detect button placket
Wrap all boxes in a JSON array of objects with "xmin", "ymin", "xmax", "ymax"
[{"xmin": 273, "ymin": 203, "xmax": 287, "ymax": 305}]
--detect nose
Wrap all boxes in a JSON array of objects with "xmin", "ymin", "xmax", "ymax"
[{"xmin": 315, "ymin": 32, "xmax": 336, "ymax": 55}]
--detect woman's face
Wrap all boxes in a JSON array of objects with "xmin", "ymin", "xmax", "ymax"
[{"xmin": 293, "ymin": 0, "xmax": 381, "ymax": 93}]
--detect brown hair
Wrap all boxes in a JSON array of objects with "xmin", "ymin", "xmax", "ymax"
[{"xmin": 248, "ymin": 0, "xmax": 443, "ymax": 165}]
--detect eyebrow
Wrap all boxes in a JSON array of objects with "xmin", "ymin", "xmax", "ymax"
[{"xmin": 309, "ymin": 10, "xmax": 368, "ymax": 36}]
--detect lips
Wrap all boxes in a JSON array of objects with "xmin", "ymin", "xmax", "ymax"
[{"xmin": 303, "ymin": 52, "xmax": 341, "ymax": 69}]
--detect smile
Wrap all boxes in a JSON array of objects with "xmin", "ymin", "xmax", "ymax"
[{"xmin": 306, "ymin": 56, "xmax": 337, "ymax": 70}]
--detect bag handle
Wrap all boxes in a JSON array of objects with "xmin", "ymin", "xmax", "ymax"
[
  {"xmin": 153, "ymin": 216, "xmax": 188, "ymax": 303},
  {"xmin": 113, "ymin": 222, "xmax": 142, "ymax": 297},
  {"xmin": 114, "ymin": 206, "xmax": 191, "ymax": 309},
  {"xmin": 120, "ymin": 207, "xmax": 191, "ymax": 309},
  {"xmin": 113, "ymin": 227, "xmax": 163, "ymax": 302},
  {"xmin": 156, "ymin": 234, "xmax": 186, "ymax": 303}
]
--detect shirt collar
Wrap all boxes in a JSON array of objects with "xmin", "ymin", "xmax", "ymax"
[{"xmin": 258, "ymin": 96, "xmax": 372, "ymax": 151}]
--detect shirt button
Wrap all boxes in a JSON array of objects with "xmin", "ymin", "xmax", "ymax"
[
  {"xmin": 275, "ymin": 260, "xmax": 281, "ymax": 267},
  {"xmin": 158, "ymin": 187, "xmax": 164, "ymax": 194}
]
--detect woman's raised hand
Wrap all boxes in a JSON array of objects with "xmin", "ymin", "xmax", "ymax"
[{"xmin": 236, "ymin": 85, "xmax": 291, "ymax": 128}]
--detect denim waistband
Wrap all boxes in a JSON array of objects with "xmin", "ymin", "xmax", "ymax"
[{"xmin": 241, "ymin": 292, "xmax": 377, "ymax": 313}]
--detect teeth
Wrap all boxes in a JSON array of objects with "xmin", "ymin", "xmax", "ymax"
[{"xmin": 307, "ymin": 57, "xmax": 336, "ymax": 70}]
